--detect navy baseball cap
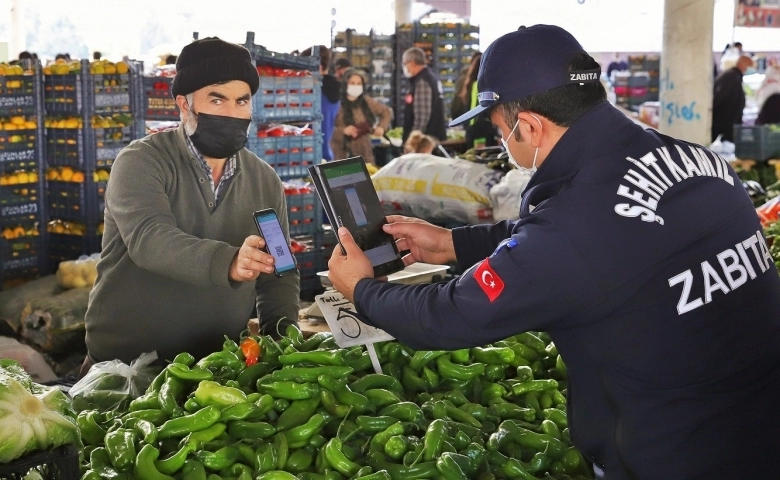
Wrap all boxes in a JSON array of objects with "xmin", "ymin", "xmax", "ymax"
[{"xmin": 449, "ymin": 25, "xmax": 600, "ymax": 126}]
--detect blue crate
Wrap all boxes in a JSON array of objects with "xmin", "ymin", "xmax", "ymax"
[
  {"xmin": 45, "ymin": 67, "xmax": 133, "ymax": 116},
  {"xmin": 734, "ymin": 125, "xmax": 780, "ymax": 162},
  {"xmin": 0, "ymin": 75, "xmax": 37, "ymax": 116},
  {"xmin": 247, "ymin": 126, "xmax": 321, "ymax": 178},
  {"xmin": 47, "ymin": 180, "xmax": 105, "ymax": 223},
  {"xmin": 143, "ymin": 76, "xmax": 179, "ymax": 120},
  {"xmin": 0, "ymin": 186, "xmax": 40, "ymax": 226},
  {"xmin": 295, "ymin": 249, "xmax": 321, "ymax": 292},
  {"xmin": 244, "ymin": 32, "xmax": 320, "ymax": 71},
  {"xmin": 1, "ymin": 234, "xmax": 43, "ymax": 279},
  {"xmin": 48, "ymin": 232, "xmax": 102, "ymax": 265},
  {"xmin": 253, "ymin": 76, "xmax": 321, "ymax": 122},
  {"xmin": 44, "ymin": 74, "xmax": 82, "ymax": 114},
  {"xmin": 286, "ymin": 191, "xmax": 319, "ymax": 236},
  {"xmin": 47, "ymin": 127, "xmax": 130, "ymax": 169},
  {"xmin": 46, "ymin": 128, "xmax": 88, "ymax": 168},
  {"xmin": 0, "ymin": 127, "xmax": 38, "ymax": 173}
]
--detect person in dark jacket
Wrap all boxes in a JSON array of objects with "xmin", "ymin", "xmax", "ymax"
[
  {"xmin": 301, "ymin": 45, "xmax": 340, "ymax": 160},
  {"xmin": 401, "ymin": 47, "xmax": 447, "ymax": 142},
  {"xmin": 712, "ymin": 55, "xmax": 753, "ymax": 142},
  {"xmin": 328, "ymin": 25, "xmax": 780, "ymax": 479}
]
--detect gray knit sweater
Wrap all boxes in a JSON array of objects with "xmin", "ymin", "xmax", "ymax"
[{"xmin": 85, "ymin": 126, "xmax": 300, "ymax": 364}]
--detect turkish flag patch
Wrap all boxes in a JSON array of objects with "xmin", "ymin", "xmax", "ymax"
[{"xmin": 473, "ymin": 258, "xmax": 504, "ymax": 302}]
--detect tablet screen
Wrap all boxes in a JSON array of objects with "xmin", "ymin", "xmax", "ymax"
[{"xmin": 322, "ymin": 161, "xmax": 398, "ymax": 267}]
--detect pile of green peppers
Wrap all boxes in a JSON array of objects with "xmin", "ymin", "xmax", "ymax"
[{"xmin": 79, "ymin": 328, "xmax": 592, "ymax": 480}]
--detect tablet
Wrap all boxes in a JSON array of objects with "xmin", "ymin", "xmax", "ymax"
[{"xmin": 309, "ymin": 157, "xmax": 405, "ymax": 277}]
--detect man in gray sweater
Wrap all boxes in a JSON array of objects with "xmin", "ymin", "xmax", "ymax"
[{"xmin": 83, "ymin": 38, "xmax": 300, "ymax": 368}]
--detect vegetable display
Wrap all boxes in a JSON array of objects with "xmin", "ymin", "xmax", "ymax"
[
  {"xmin": 78, "ymin": 328, "xmax": 591, "ymax": 479},
  {"xmin": 0, "ymin": 359, "xmax": 81, "ymax": 463}
]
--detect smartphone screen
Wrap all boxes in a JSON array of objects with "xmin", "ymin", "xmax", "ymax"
[{"xmin": 253, "ymin": 209, "xmax": 297, "ymax": 277}]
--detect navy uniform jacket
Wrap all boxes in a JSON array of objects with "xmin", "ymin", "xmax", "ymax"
[{"xmin": 354, "ymin": 101, "xmax": 780, "ymax": 479}]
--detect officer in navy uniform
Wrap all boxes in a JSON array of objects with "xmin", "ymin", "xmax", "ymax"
[{"xmin": 327, "ymin": 25, "xmax": 780, "ymax": 479}]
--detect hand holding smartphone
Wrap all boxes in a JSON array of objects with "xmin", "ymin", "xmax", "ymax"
[{"xmin": 252, "ymin": 208, "xmax": 297, "ymax": 277}]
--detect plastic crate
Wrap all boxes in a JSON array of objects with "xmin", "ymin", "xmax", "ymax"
[
  {"xmin": 47, "ymin": 181, "xmax": 106, "ymax": 223},
  {"xmin": 295, "ymin": 249, "xmax": 321, "ymax": 292},
  {"xmin": 247, "ymin": 126, "xmax": 321, "ymax": 178},
  {"xmin": 144, "ymin": 76, "xmax": 179, "ymax": 120},
  {"xmin": 47, "ymin": 127, "xmax": 130, "ymax": 169},
  {"xmin": 45, "ymin": 70, "xmax": 132, "ymax": 116},
  {"xmin": 244, "ymin": 32, "xmax": 320, "ymax": 71},
  {"xmin": 0, "ymin": 192, "xmax": 40, "ymax": 226},
  {"xmin": 45, "ymin": 128, "xmax": 88, "ymax": 168},
  {"xmin": 43, "ymin": 74, "xmax": 82, "ymax": 114},
  {"xmin": 734, "ymin": 125, "xmax": 780, "ymax": 162},
  {"xmin": 0, "ymin": 127, "xmax": 37, "ymax": 155},
  {"xmin": 0, "ymin": 75, "xmax": 37, "ymax": 115},
  {"xmin": 1, "ymin": 234, "xmax": 43, "ymax": 282},
  {"xmin": 48, "ymin": 232, "xmax": 102, "ymax": 265},
  {"xmin": 0, "ymin": 445, "xmax": 79, "ymax": 480},
  {"xmin": 286, "ymin": 192, "xmax": 319, "ymax": 236},
  {"xmin": 628, "ymin": 74, "xmax": 649, "ymax": 87},
  {"xmin": 253, "ymin": 76, "xmax": 320, "ymax": 123}
]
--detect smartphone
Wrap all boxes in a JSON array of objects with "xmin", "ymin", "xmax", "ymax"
[{"xmin": 252, "ymin": 208, "xmax": 298, "ymax": 277}]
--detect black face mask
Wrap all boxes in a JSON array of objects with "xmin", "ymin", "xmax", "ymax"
[{"xmin": 188, "ymin": 111, "xmax": 251, "ymax": 159}]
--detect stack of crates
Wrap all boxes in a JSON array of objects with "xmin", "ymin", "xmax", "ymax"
[
  {"xmin": 394, "ymin": 22, "xmax": 480, "ymax": 125},
  {"xmin": 242, "ymin": 32, "xmax": 325, "ymax": 296},
  {"xmin": 43, "ymin": 59, "xmax": 142, "ymax": 269},
  {"xmin": 143, "ymin": 76, "xmax": 179, "ymax": 121},
  {"xmin": 0, "ymin": 63, "xmax": 46, "ymax": 288}
]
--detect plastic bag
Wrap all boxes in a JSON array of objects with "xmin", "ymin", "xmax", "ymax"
[
  {"xmin": 372, "ymin": 153, "xmax": 502, "ymax": 224},
  {"xmin": 56, "ymin": 253, "xmax": 100, "ymax": 289},
  {"xmin": 69, "ymin": 351, "xmax": 159, "ymax": 413}
]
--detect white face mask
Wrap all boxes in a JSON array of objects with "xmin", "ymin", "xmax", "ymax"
[
  {"xmin": 346, "ymin": 85, "xmax": 363, "ymax": 98},
  {"xmin": 403, "ymin": 65, "xmax": 412, "ymax": 78},
  {"xmin": 500, "ymin": 115, "xmax": 542, "ymax": 175}
]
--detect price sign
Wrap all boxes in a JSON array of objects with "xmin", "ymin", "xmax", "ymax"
[
  {"xmin": 315, "ymin": 291, "xmax": 393, "ymax": 348},
  {"xmin": 315, "ymin": 291, "xmax": 393, "ymax": 374}
]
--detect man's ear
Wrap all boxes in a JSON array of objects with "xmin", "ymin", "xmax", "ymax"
[{"xmin": 175, "ymin": 95, "xmax": 190, "ymax": 114}]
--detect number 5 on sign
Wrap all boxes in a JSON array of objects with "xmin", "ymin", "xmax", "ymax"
[{"xmin": 315, "ymin": 291, "xmax": 394, "ymax": 373}]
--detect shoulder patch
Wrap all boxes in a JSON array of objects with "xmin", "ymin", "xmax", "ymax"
[{"xmin": 473, "ymin": 258, "xmax": 505, "ymax": 302}]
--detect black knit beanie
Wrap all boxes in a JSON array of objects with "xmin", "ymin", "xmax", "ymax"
[{"xmin": 171, "ymin": 37, "xmax": 259, "ymax": 98}]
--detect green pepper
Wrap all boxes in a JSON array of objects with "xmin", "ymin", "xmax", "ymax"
[
  {"xmin": 524, "ymin": 392, "xmax": 543, "ymax": 420},
  {"xmin": 158, "ymin": 405, "xmax": 221, "ymax": 439},
  {"xmin": 122, "ymin": 409, "xmax": 168, "ymax": 426},
  {"xmin": 273, "ymin": 398, "xmax": 291, "ymax": 412},
  {"xmin": 182, "ymin": 459, "xmax": 207, "ymax": 480},
  {"xmin": 260, "ymin": 337, "xmax": 284, "ymax": 365},
  {"xmin": 436, "ymin": 356, "xmax": 485, "ymax": 381},
  {"xmin": 297, "ymin": 332, "xmax": 331, "ymax": 352},
  {"xmin": 124, "ymin": 417, "xmax": 159, "ymax": 445},
  {"xmin": 369, "ymin": 422, "xmax": 405, "ymax": 453},
  {"xmin": 234, "ymin": 443, "xmax": 258, "ymax": 470},
  {"xmin": 488, "ymin": 402, "xmax": 536, "ymax": 422},
  {"xmin": 367, "ymin": 452, "xmax": 439, "ymax": 479},
  {"xmin": 383, "ymin": 435, "xmax": 409, "ymax": 460},
  {"xmin": 402, "ymin": 366, "xmax": 428, "ymax": 393},
  {"xmin": 184, "ymin": 397, "xmax": 202, "ymax": 413},
  {"xmin": 443, "ymin": 400, "xmax": 482, "ymax": 428},
  {"xmin": 356, "ymin": 415, "xmax": 400, "ymax": 433},
  {"xmin": 196, "ymin": 350, "xmax": 243, "ymax": 372},
  {"xmin": 515, "ymin": 365, "xmax": 534, "ymax": 383},
  {"xmin": 269, "ymin": 366, "xmax": 354, "ymax": 384},
  {"xmin": 481, "ymin": 383, "xmax": 508, "ymax": 404},
  {"xmin": 256, "ymin": 443, "xmax": 278, "ymax": 473},
  {"xmin": 502, "ymin": 458, "xmax": 537, "ymax": 480},
  {"xmin": 422, "ymin": 366, "xmax": 440, "ymax": 390},
  {"xmin": 526, "ymin": 452, "xmax": 552, "ymax": 474},
  {"xmin": 154, "ymin": 441, "xmax": 196, "ymax": 475},
  {"xmin": 259, "ymin": 381, "xmax": 321, "ymax": 401},
  {"xmin": 134, "ymin": 444, "xmax": 176, "ymax": 480},
  {"xmin": 484, "ymin": 364, "xmax": 506, "ymax": 382},
  {"xmin": 511, "ymin": 378, "xmax": 558, "ymax": 396},
  {"xmin": 220, "ymin": 402, "xmax": 258, "ymax": 422},
  {"xmin": 167, "ymin": 363, "xmax": 214, "ymax": 382},
  {"xmin": 317, "ymin": 375, "xmax": 372, "ymax": 413},
  {"xmin": 194, "ymin": 380, "xmax": 247, "ymax": 407},
  {"xmin": 89, "ymin": 447, "xmax": 124, "ymax": 479},
  {"xmin": 276, "ymin": 397, "xmax": 321, "ymax": 431},
  {"xmin": 279, "ymin": 350, "xmax": 347, "ymax": 366},
  {"xmin": 552, "ymin": 389, "xmax": 567, "ymax": 407},
  {"xmin": 256, "ymin": 472, "xmax": 300, "ymax": 480},
  {"xmin": 540, "ymin": 392, "xmax": 553, "ymax": 410},
  {"xmin": 512, "ymin": 422, "xmax": 566, "ymax": 458},
  {"xmin": 130, "ymin": 391, "xmax": 163, "ymax": 412},
  {"xmin": 460, "ymin": 443, "xmax": 486, "ymax": 476},
  {"xmin": 514, "ymin": 332, "xmax": 547, "ymax": 354},
  {"xmin": 237, "ymin": 362, "xmax": 275, "ymax": 389},
  {"xmin": 308, "ymin": 434, "xmax": 327, "ymax": 449},
  {"xmin": 422, "ymin": 419, "xmax": 447, "ymax": 461},
  {"xmin": 350, "ymin": 373, "xmax": 404, "ymax": 394},
  {"xmin": 379, "ymin": 402, "xmax": 425, "ymax": 426},
  {"xmin": 545, "ymin": 341, "xmax": 559, "ymax": 358},
  {"xmin": 273, "ymin": 433, "xmax": 289, "ymax": 470},
  {"xmin": 320, "ymin": 389, "xmax": 351, "ymax": 418},
  {"xmin": 286, "ymin": 413, "xmax": 328, "ymax": 448},
  {"xmin": 450, "ymin": 349, "xmax": 471, "ymax": 364},
  {"xmin": 436, "ymin": 452, "xmax": 468, "ymax": 480},
  {"xmin": 408, "ymin": 350, "xmax": 447, "ymax": 371},
  {"xmin": 227, "ymin": 420, "xmax": 276, "ymax": 440},
  {"xmin": 541, "ymin": 419, "xmax": 562, "ymax": 440},
  {"xmin": 286, "ymin": 448, "xmax": 315, "ymax": 473},
  {"xmin": 543, "ymin": 408, "xmax": 568, "ymax": 428},
  {"xmin": 105, "ymin": 428, "xmax": 137, "ymax": 471},
  {"xmin": 353, "ymin": 471, "xmax": 392, "ymax": 480},
  {"xmin": 158, "ymin": 376, "xmax": 186, "ymax": 417},
  {"xmin": 77, "ymin": 410, "xmax": 107, "ymax": 446},
  {"xmin": 323, "ymin": 438, "xmax": 360, "ymax": 477},
  {"xmin": 362, "ymin": 389, "xmax": 403, "ymax": 409},
  {"xmin": 81, "ymin": 470, "xmax": 102, "ymax": 480},
  {"xmin": 346, "ymin": 352, "xmax": 373, "ymax": 373},
  {"xmin": 471, "ymin": 346, "xmax": 515, "ymax": 364},
  {"xmin": 172, "ymin": 352, "xmax": 196, "ymax": 366},
  {"xmin": 442, "ymin": 390, "xmax": 469, "ymax": 407},
  {"xmin": 196, "ymin": 446, "xmax": 239, "ymax": 471},
  {"xmin": 459, "ymin": 403, "xmax": 487, "ymax": 422},
  {"xmin": 184, "ymin": 422, "xmax": 227, "ymax": 448},
  {"xmin": 507, "ymin": 342, "xmax": 538, "ymax": 362}
]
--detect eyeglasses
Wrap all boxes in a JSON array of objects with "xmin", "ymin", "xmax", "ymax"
[{"xmin": 478, "ymin": 91, "xmax": 500, "ymax": 107}]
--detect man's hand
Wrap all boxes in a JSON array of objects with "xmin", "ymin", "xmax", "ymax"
[
  {"xmin": 328, "ymin": 227, "xmax": 373, "ymax": 303},
  {"xmin": 383, "ymin": 215, "xmax": 456, "ymax": 266},
  {"xmin": 229, "ymin": 235, "xmax": 275, "ymax": 282},
  {"xmin": 344, "ymin": 125, "xmax": 359, "ymax": 138}
]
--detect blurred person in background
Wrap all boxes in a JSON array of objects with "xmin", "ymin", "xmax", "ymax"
[
  {"xmin": 451, "ymin": 52, "xmax": 498, "ymax": 149},
  {"xmin": 331, "ymin": 69, "xmax": 392, "ymax": 165},
  {"xmin": 301, "ymin": 45, "xmax": 340, "ymax": 161},
  {"xmin": 401, "ymin": 47, "xmax": 447, "ymax": 143},
  {"xmin": 712, "ymin": 55, "xmax": 754, "ymax": 142},
  {"xmin": 334, "ymin": 58, "xmax": 352, "ymax": 81},
  {"xmin": 756, "ymin": 65, "xmax": 780, "ymax": 125}
]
